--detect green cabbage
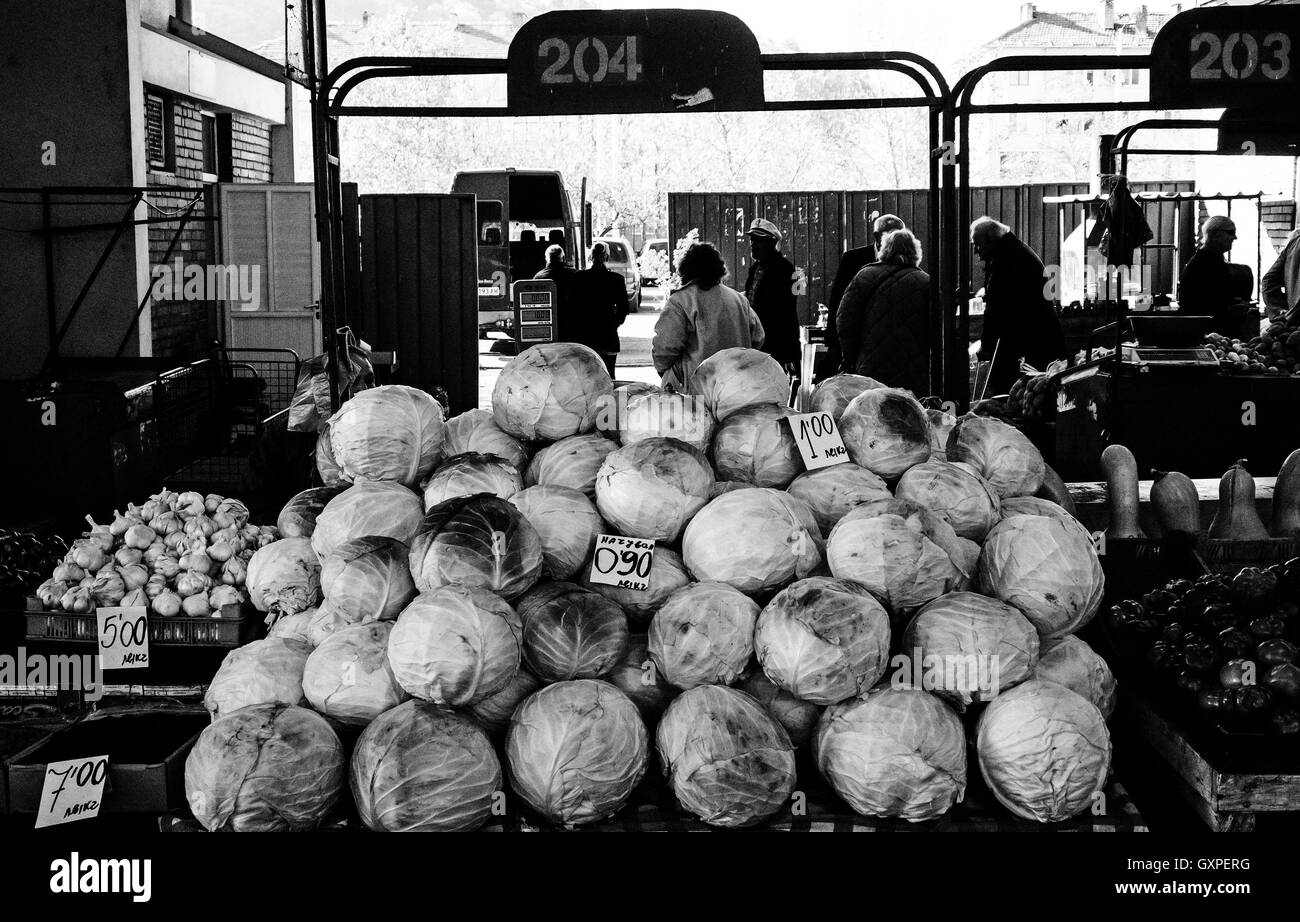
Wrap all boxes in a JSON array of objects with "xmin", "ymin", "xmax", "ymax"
[
  {"xmin": 318, "ymin": 536, "xmax": 416, "ymax": 623},
  {"xmin": 509, "ymin": 485, "xmax": 603, "ymax": 580},
  {"xmin": 492, "ymin": 342, "xmax": 614, "ymax": 441},
  {"xmin": 204, "ymin": 636, "xmax": 310, "ymax": 719},
  {"xmin": 277, "ymin": 485, "xmax": 348, "ymax": 538},
  {"xmin": 619, "ymin": 390, "xmax": 715, "ymax": 452},
  {"xmin": 466, "ymin": 669, "xmax": 543, "ymax": 736},
  {"xmin": 408, "ymin": 494, "xmax": 544, "ymax": 599},
  {"xmin": 1036, "ymin": 634, "xmax": 1117, "ymax": 719},
  {"xmin": 595, "ymin": 438, "xmax": 713, "ymax": 542},
  {"xmin": 682, "ymin": 489, "xmax": 823, "ymax": 595},
  {"xmin": 786, "ymin": 464, "xmax": 891, "ymax": 535},
  {"xmin": 525, "ymin": 433, "xmax": 619, "ymax": 500},
  {"xmin": 648, "ymin": 582, "xmax": 759, "ymax": 689},
  {"xmin": 582, "ymin": 547, "xmax": 693, "ymax": 629},
  {"xmin": 246, "ymin": 537, "xmax": 321, "ymax": 617},
  {"xmin": 310, "ymin": 482, "xmax": 424, "ymax": 562},
  {"xmin": 606, "ymin": 634, "xmax": 679, "ymax": 721},
  {"xmin": 443, "ymin": 408, "xmax": 530, "ymax": 470},
  {"xmin": 327, "ymin": 384, "xmax": 447, "ymax": 488},
  {"xmin": 946, "ymin": 415, "xmax": 1045, "ymax": 499},
  {"xmin": 688, "ymin": 347, "xmax": 789, "ymax": 421},
  {"xmin": 809, "ymin": 374, "xmax": 885, "ymax": 422},
  {"xmin": 421, "ymin": 452, "xmax": 523, "ymax": 509},
  {"xmin": 516, "ymin": 581, "xmax": 629, "ymax": 681},
  {"xmin": 711, "ymin": 403, "xmax": 803, "ymax": 489},
  {"xmin": 737, "ymin": 672, "xmax": 822, "ymax": 747},
  {"xmin": 895, "ymin": 460, "xmax": 1002, "ymax": 541},
  {"xmin": 838, "ymin": 388, "xmax": 932, "ymax": 479},
  {"xmin": 302, "ymin": 621, "xmax": 408, "ymax": 725}
]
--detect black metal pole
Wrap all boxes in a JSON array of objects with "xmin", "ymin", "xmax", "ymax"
[{"xmin": 41, "ymin": 189, "xmax": 58, "ymax": 366}]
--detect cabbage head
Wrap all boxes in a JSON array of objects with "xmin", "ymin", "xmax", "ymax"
[
  {"xmin": 826, "ymin": 498, "xmax": 977, "ymax": 620},
  {"xmin": 895, "ymin": 460, "xmax": 1002, "ymax": 542},
  {"xmin": 525, "ymin": 433, "xmax": 619, "ymax": 499},
  {"xmin": 648, "ymin": 581, "xmax": 759, "ymax": 689},
  {"xmin": 443, "ymin": 408, "xmax": 530, "ymax": 470},
  {"xmin": 682, "ymin": 489, "xmax": 823, "ymax": 595},
  {"xmin": 1036, "ymin": 634, "xmax": 1117, "ymax": 719},
  {"xmin": 596, "ymin": 382, "xmax": 659, "ymax": 440},
  {"xmin": 998, "ymin": 496, "xmax": 1092, "ymax": 544},
  {"xmin": 710, "ymin": 403, "xmax": 802, "ymax": 489},
  {"xmin": 422, "ymin": 452, "xmax": 523, "ymax": 509},
  {"xmin": 308, "ymin": 601, "xmax": 350, "ymax": 648},
  {"xmin": 517, "ymin": 581, "xmax": 629, "ymax": 681},
  {"xmin": 815, "ymin": 687, "xmax": 966, "ymax": 822},
  {"xmin": 316, "ymin": 426, "xmax": 343, "ymax": 486},
  {"xmin": 946, "ymin": 415, "xmax": 1045, "ymax": 499},
  {"xmin": 319, "ymin": 536, "xmax": 416, "ymax": 623},
  {"xmin": 656, "ymin": 685, "xmax": 796, "ymax": 827},
  {"xmin": 185, "ymin": 704, "xmax": 344, "ymax": 832},
  {"xmin": 926, "ymin": 409, "xmax": 957, "ymax": 461},
  {"xmin": 506, "ymin": 679, "xmax": 648, "ymax": 826},
  {"xmin": 303, "ymin": 621, "xmax": 408, "ymax": 724},
  {"xmin": 327, "ymin": 384, "xmax": 446, "ymax": 488},
  {"xmin": 466, "ymin": 669, "xmax": 542, "ymax": 736},
  {"xmin": 755, "ymin": 577, "xmax": 891, "ymax": 705},
  {"xmin": 619, "ymin": 390, "xmax": 714, "ymax": 452},
  {"xmin": 606, "ymin": 634, "xmax": 679, "ymax": 721},
  {"xmin": 977, "ymin": 514, "xmax": 1105, "ymax": 639},
  {"xmin": 351, "ymin": 701, "xmax": 501, "ymax": 832},
  {"xmin": 976, "ymin": 679, "xmax": 1111, "ymax": 822},
  {"xmin": 838, "ymin": 388, "xmax": 932, "ymax": 480},
  {"xmin": 277, "ymin": 485, "xmax": 347, "ymax": 539},
  {"xmin": 387, "ymin": 585, "xmax": 522, "ymax": 705},
  {"xmin": 509, "ymin": 485, "xmax": 603, "ymax": 580},
  {"xmin": 903, "ymin": 591, "xmax": 1039, "ymax": 706},
  {"xmin": 204, "ymin": 636, "xmax": 310, "ymax": 719},
  {"xmin": 310, "ymin": 482, "xmax": 424, "ymax": 562},
  {"xmin": 582, "ymin": 547, "xmax": 692, "ymax": 629},
  {"xmin": 595, "ymin": 438, "xmax": 713, "ymax": 542},
  {"xmin": 689, "ymin": 347, "xmax": 788, "ymax": 421},
  {"xmin": 810, "ymin": 374, "xmax": 885, "ymax": 422},
  {"xmin": 408, "ymin": 494, "xmax": 544, "ymax": 599},
  {"xmin": 247, "ymin": 537, "xmax": 322, "ymax": 617},
  {"xmin": 492, "ymin": 342, "xmax": 613, "ymax": 441},
  {"xmin": 737, "ymin": 672, "xmax": 822, "ymax": 747},
  {"xmin": 268, "ymin": 608, "xmax": 315, "ymax": 646},
  {"xmin": 786, "ymin": 464, "xmax": 891, "ymax": 535}
]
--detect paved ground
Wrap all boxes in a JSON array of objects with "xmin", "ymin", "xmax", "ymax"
[{"xmin": 477, "ymin": 289, "xmax": 667, "ymax": 408}]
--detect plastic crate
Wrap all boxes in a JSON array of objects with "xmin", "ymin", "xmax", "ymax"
[{"xmin": 25, "ymin": 603, "xmax": 254, "ymax": 647}]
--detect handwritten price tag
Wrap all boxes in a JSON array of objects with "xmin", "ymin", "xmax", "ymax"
[
  {"xmin": 787, "ymin": 411, "xmax": 850, "ymax": 470},
  {"xmin": 35, "ymin": 755, "xmax": 108, "ymax": 828},
  {"xmin": 96, "ymin": 606, "xmax": 150, "ymax": 670},
  {"xmin": 588, "ymin": 535, "xmax": 655, "ymax": 592}
]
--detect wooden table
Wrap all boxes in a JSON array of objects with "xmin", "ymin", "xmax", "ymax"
[{"xmin": 1067, "ymin": 476, "xmax": 1277, "ymax": 535}]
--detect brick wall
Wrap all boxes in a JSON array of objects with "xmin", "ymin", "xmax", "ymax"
[
  {"xmin": 1262, "ymin": 199, "xmax": 1297, "ymax": 257},
  {"xmin": 146, "ymin": 94, "xmax": 274, "ymax": 359}
]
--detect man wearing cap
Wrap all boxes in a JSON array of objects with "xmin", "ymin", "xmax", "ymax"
[
  {"xmin": 1178, "ymin": 216, "xmax": 1254, "ymax": 334},
  {"xmin": 822, "ymin": 213, "xmax": 906, "ymax": 375},
  {"xmin": 742, "ymin": 218, "xmax": 800, "ymax": 370}
]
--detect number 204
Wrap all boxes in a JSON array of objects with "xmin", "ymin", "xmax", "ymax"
[
  {"xmin": 539, "ymin": 36, "xmax": 642, "ymax": 84},
  {"xmin": 1191, "ymin": 31, "xmax": 1291, "ymax": 80}
]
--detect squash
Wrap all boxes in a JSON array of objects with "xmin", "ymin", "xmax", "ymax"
[
  {"xmin": 1101, "ymin": 444, "xmax": 1143, "ymax": 539},
  {"xmin": 1150, "ymin": 470, "xmax": 1200, "ymax": 536},
  {"xmin": 1207, "ymin": 460, "xmax": 1271, "ymax": 541},
  {"xmin": 1273, "ymin": 449, "xmax": 1300, "ymax": 537},
  {"xmin": 1035, "ymin": 463, "xmax": 1077, "ymax": 515}
]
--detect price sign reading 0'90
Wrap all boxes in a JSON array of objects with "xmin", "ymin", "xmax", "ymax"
[
  {"xmin": 588, "ymin": 535, "xmax": 655, "ymax": 592},
  {"xmin": 536, "ymin": 35, "xmax": 643, "ymax": 85}
]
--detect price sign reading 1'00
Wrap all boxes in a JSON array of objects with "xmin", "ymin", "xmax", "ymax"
[
  {"xmin": 588, "ymin": 535, "xmax": 655, "ymax": 592},
  {"xmin": 537, "ymin": 36, "xmax": 644, "ymax": 85},
  {"xmin": 1190, "ymin": 30, "xmax": 1291, "ymax": 82},
  {"xmin": 788, "ymin": 411, "xmax": 850, "ymax": 471}
]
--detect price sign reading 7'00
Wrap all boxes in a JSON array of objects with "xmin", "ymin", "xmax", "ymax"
[{"xmin": 536, "ymin": 36, "xmax": 644, "ymax": 85}]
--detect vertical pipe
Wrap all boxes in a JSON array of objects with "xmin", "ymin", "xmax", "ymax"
[
  {"xmin": 41, "ymin": 189, "xmax": 58, "ymax": 366},
  {"xmin": 928, "ymin": 104, "xmax": 943, "ymax": 399}
]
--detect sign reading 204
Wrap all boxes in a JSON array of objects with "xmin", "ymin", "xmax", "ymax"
[{"xmin": 536, "ymin": 36, "xmax": 644, "ymax": 85}]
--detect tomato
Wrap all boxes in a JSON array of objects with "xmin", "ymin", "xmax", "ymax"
[
  {"xmin": 1219, "ymin": 658, "xmax": 1257, "ymax": 689},
  {"xmin": 1256, "ymin": 638, "xmax": 1298, "ymax": 667},
  {"xmin": 1264, "ymin": 663, "xmax": 1300, "ymax": 703}
]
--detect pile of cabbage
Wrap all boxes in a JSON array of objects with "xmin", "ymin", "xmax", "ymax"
[{"xmin": 186, "ymin": 344, "xmax": 1115, "ymax": 831}]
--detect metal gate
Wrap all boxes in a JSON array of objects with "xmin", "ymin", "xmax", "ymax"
[{"xmin": 357, "ymin": 193, "xmax": 479, "ymax": 414}]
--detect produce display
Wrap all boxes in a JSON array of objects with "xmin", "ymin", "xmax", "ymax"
[
  {"xmin": 0, "ymin": 529, "xmax": 67, "ymax": 599},
  {"xmin": 32, "ymin": 489, "xmax": 276, "ymax": 620},
  {"xmin": 180, "ymin": 343, "xmax": 1119, "ymax": 831},
  {"xmin": 1205, "ymin": 316, "xmax": 1300, "ymax": 376},
  {"xmin": 1105, "ymin": 559, "xmax": 1300, "ymax": 735}
]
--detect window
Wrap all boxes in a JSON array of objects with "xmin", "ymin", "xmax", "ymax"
[
  {"xmin": 145, "ymin": 91, "xmax": 174, "ymax": 172},
  {"xmin": 477, "ymin": 201, "xmax": 504, "ymax": 246},
  {"xmin": 200, "ymin": 111, "xmax": 234, "ymax": 181},
  {"xmin": 1121, "ymin": 68, "xmax": 1142, "ymax": 86},
  {"xmin": 1011, "ymin": 70, "xmax": 1030, "ymax": 86},
  {"xmin": 201, "ymin": 112, "xmax": 218, "ymax": 176}
]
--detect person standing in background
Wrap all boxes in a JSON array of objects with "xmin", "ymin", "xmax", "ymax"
[
  {"xmin": 821, "ymin": 213, "xmax": 906, "ymax": 376},
  {"xmin": 1178, "ymin": 216, "xmax": 1254, "ymax": 335},
  {"xmin": 971, "ymin": 216, "xmax": 1067, "ymax": 395},
  {"xmin": 1263, "ymin": 223, "xmax": 1300, "ymax": 324},
  {"xmin": 569, "ymin": 241, "xmax": 630, "ymax": 378},
  {"xmin": 534, "ymin": 244, "xmax": 577, "ymax": 339},
  {"xmin": 742, "ymin": 219, "xmax": 800, "ymax": 371},
  {"xmin": 653, "ymin": 242, "xmax": 765, "ymax": 390}
]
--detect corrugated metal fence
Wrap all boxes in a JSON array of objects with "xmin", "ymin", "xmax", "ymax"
[{"xmin": 669, "ymin": 181, "xmax": 1194, "ymax": 321}]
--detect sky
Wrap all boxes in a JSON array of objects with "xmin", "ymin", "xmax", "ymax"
[{"xmin": 195, "ymin": 0, "xmax": 1184, "ymax": 78}]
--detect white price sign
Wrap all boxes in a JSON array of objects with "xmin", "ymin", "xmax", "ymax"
[
  {"xmin": 96, "ymin": 606, "xmax": 150, "ymax": 670},
  {"xmin": 588, "ymin": 535, "xmax": 655, "ymax": 592},
  {"xmin": 787, "ymin": 411, "xmax": 850, "ymax": 470},
  {"xmin": 35, "ymin": 755, "xmax": 108, "ymax": 828}
]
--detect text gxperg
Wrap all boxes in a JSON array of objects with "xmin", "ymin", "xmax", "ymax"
[{"xmin": 1128, "ymin": 858, "xmax": 1252, "ymax": 873}]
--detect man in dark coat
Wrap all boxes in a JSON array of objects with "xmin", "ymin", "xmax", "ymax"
[
  {"xmin": 1178, "ymin": 216, "xmax": 1254, "ymax": 335},
  {"xmin": 569, "ymin": 241, "xmax": 630, "ymax": 378},
  {"xmin": 836, "ymin": 229, "xmax": 931, "ymax": 396},
  {"xmin": 534, "ymin": 244, "xmax": 577, "ymax": 332},
  {"xmin": 972, "ymin": 217, "xmax": 1067, "ymax": 395},
  {"xmin": 742, "ymin": 218, "xmax": 800, "ymax": 370},
  {"xmin": 822, "ymin": 213, "xmax": 906, "ymax": 376}
]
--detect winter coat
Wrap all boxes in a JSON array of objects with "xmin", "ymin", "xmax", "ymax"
[
  {"xmin": 743, "ymin": 252, "xmax": 800, "ymax": 367},
  {"xmin": 979, "ymin": 233, "xmax": 1067, "ymax": 394},
  {"xmin": 653, "ymin": 281, "xmax": 765, "ymax": 390},
  {"xmin": 568, "ymin": 265, "xmax": 630, "ymax": 354},
  {"xmin": 837, "ymin": 263, "xmax": 932, "ymax": 398}
]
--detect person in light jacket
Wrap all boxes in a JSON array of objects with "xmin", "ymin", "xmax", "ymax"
[
  {"xmin": 1263, "ymin": 224, "xmax": 1300, "ymax": 323},
  {"xmin": 653, "ymin": 242, "xmax": 765, "ymax": 390}
]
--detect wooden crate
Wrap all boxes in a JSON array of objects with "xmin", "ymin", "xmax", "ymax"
[{"xmin": 1122, "ymin": 691, "xmax": 1300, "ymax": 832}]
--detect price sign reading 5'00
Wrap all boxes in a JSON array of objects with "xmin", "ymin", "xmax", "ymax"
[{"xmin": 537, "ymin": 35, "xmax": 644, "ymax": 85}]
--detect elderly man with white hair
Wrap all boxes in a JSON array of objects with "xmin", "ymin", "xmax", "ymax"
[
  {"xmin": 1178, "ymin": 215, "xmax": 1254, "ymax": 334},
  {"xmin": 970, "ymin": 216, "xmax": 1067, "ymax": 395}
]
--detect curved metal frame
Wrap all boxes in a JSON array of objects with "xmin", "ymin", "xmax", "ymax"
[{"xmin": 311, "ymin": 49, "xmax": 953, "ymax": 405}]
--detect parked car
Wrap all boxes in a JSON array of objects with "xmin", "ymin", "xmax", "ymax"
[
  {"xmin": 638, "ymin": 238, "xmax": 670, "ymax": 286},
  {"xmin": 597, "ymin": 236, "xmax": 641, "ymax": 313}
]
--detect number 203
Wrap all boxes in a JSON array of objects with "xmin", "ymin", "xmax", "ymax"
[
  {"xmin": 1191, "ymin": 31, "xmax": 1291, "ymax": 81},
  {"xmin": 539, "ymin": 36, "xmax": 643, "ymax": 85}
]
